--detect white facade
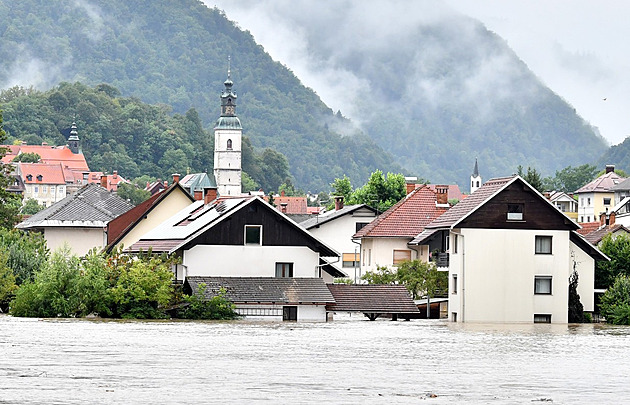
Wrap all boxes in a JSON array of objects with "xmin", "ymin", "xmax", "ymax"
[
  {"xmin": 183, "ymin": 245, "xmax": 321, "ymax": 279},
  {"xmin": 447, "ymin": 228, "xmax": 594, "ymax": 323},
  {"xmin": 359, "ymin": 237, "xmax": 429, "ymax": 275},
  {"xmin": 214, "ymin": 127, "xmax": 242, "ymax": 197},
  {"xmin": 233, "ymin": 303, "xmax": 327, "ymax": 322},
  {"xmin": 44, "ymin": 227, "xmax": 104, "ymax": 256}
]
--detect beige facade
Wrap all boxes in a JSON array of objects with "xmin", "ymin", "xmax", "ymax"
[{"xmin": 44, "ymin": 227, "xmax": 105, "ymax": 256}]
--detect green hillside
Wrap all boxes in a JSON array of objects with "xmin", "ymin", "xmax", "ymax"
[
  {"xmin": 0, "ymin": 0, "xmax": 401, "ymax": 191},
  {"xmin": 0, "ymin": 0, "xmax": 609, "ymax": 189}
]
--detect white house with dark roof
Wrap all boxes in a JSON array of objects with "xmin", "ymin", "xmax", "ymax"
[
  {"xmin": 411, "ymin": 175, "xmax": 608, "ymax": 324},
  {"xmin": 129, "ymin": 196, "xmax": 343, "ymax": 283},
  {"xmin": 300, "ymin": 199, "xmax": 377, "ymax": 282},
  {"xmin": 17, "ymin": 183, "xmax": 134, "ymax": 256},
  {"xmin": 575, "ymin": 165, "xmax": 625, "ymax": 224}
]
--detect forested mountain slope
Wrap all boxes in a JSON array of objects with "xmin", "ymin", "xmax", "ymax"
[
  {"xmin": 0, "ymin": 0, "xmax": 609, "ymax": 189},
  {"xmin": 0, "ymin": 0, "xmax": 401, "ymax": 191}
]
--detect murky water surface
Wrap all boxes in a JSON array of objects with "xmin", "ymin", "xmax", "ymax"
[{"xmin": 1, "ymin": 315, "xmax": 629, "ymax": 404}]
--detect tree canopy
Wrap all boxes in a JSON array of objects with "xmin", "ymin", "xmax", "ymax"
[{"xmin": 329, "ymin": 170, "xmax": 407, "ymax": 212}]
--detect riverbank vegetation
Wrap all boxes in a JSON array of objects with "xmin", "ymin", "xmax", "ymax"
[{"xmin": 600, "ymin": 275, "xmax": 630, "ymax": 325}]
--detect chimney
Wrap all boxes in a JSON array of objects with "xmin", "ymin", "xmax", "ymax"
[
  {"xmin": 172, "ymin": 173, "xmax": 180, "ymax": 183},
  {"xmin": 204, "ymin": 187, "xmax": 217, "ymax": 204},
  {"xmin": 194, "ymin": 190, "xmax": 203, "ymax": 201},
  {"xmin": 280, "ymin": 202, "xmax": 288, "ymax": 214},
  {"xmin": 163, "ymin": 180, "xmax": 168, "ymax": 188},
  {"xmin": 610, "ymin": 212, "xmax": 616, "ymax": 226},
  {"xmin": 41, "ymin": 142, "xmax": 48, "ymax": 146},
  {"xmin": 600, "ymin": 212, "xmax": 606, "ymax": 226},
  {"xmin": 436, "ymin": 185, "xmax": 449, "ymax": 205},
  {"xmin": 281, "ymin": 190, "xmax": 285, "ymax": 197},
  {"xmin": 100, "ymin": 175, "xmax": 108, "ymax": 188},
  {"xmin": 113, "ymin": 170, "xmax": 118, "ymax": 179},
  {"xmin": 334, "ymin": 196, "xmax": 344, "ymax": 211},
  {"xmin": 606, "ymin": 164, "xmax": 615, "ymax": 174},
  {"xmin": 543, "ymin": 192, "xmax": 550, "ymax": 200},
  {"xmin": 405, "ymin": 176, "xmax": 419, "ymax": 194}
]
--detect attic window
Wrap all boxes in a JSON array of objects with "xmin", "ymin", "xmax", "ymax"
[
  {"xmin": 245, "ymin": 225, "xmax": 262, "ymax": 245},
  {"xmin": 26, "ymin": 174, "xmax": 33, "ymax": 181},
  {"xmin": 507, "ymin": 204, "xmax": 523, "ymax": 221},
  {"xmin": 36, "ymin": 174, "xmax": 43, "ymax": 182}
]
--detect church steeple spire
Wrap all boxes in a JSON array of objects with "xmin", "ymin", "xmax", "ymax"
[
  {"xmin": 470, "ymin": 157, "xmax": 481, "ymax": 194},
  {"xmin": 221, "ymin": 56, "xmax": 237, "ymax": 117},
  {"xmin": 68, "ymin": 121, "xmax": 80, "ymax": 154}
]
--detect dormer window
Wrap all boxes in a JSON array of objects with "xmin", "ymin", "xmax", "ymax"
[
  {"xmin": 26, "ymin": 174, "xmax": 33, "ymax": 181},
  {"xmin": 36, "ymin": 175, "xmax": 43, "ymax": 182},
  {"xmin": 507, "ymin": 204, "xmax": 523, "ymax": 221}
]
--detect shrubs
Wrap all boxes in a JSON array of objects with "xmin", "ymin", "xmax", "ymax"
[
  {"xmin": 10, "ymin": 247, "xmax": 177, "ymax": 319},
  {"xmin": 600, "ymin": 275, "xmax": 630, "ymax": 325},
  {"xmin": 177, "ymin": 284, "xmax": 239, "ymax": 320}
]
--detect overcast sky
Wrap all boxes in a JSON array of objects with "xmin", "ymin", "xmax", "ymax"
[{"xmin": 210, "ymin": 0, "xmax": 629, "ymax": 146}]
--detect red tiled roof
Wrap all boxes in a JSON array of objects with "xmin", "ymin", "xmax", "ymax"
[
  {"xmin": 265, "ymin": 195, "xmax": 308, "ymax": 214},
  {"xmin": 353, "ymin": 186, "xmax": 448, "ymax": 238},
  {"xmin": 581, "ymin": 223, "xmax": 630, "ymax": 245},
  {"xmin": 576, "ymin": 221, "xmax": 600, "ymax": 236},
  {"xmin": 18, "ymin": 162, "xmax": 67, "ymax": 184},
  {"xmin": 2, "ymin": 145, "xmax": 89, "ymax": 171},
  {"xmin": 326, "ymin": 284, "xmax": 419, "ymax": 314}
]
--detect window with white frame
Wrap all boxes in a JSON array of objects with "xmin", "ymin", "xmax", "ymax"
[
  {"xmin": 244, "ymin": 225, "xmax": 262, "ymax": 245},
  {"xmin": 534, "ymin": 276, "xmax": 552, "ymax": 295},
  {"xmin": 535, "ymin": 236, "xmax": 552, "ymax": 254},
  {"xmin": 42, "ymin": 185, "xmax": 47, "ymax": 193},
  {"xmin": 507, "ymin": 203, "xmax": 523, "ymax": 221},
  {"xmin": 604, "ymin": 198, "xmax": 611, "ymax": 205}
]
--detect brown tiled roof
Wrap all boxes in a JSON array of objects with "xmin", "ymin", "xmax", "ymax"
[
  {"xmin": 576, "ymin": 221, "xmax": 600, "ymax": 236},
  {"xmin": 582, "ymin": 224, "xmax": 630, "ymax": 245},
  {"xmin": 425, "ymin": 176, "xmax": 515, "ymax": 229},
  {"xmin": 326, "ymin": 284, "xmax": 419, "ymax": 314},
  {"xmin": 185, "ymin": 277, "xmax": 335, "ymax": 304},
  {"xmin": 129, "ymin": 239, "xmax": 183, "ymax": 252},
  {"xmin": 576, "ymin": 171, "xmax": 625, "ymax": 193},
  {"xmin": 353, "ymin": 186, "xmax": 448, "ymax": 239}
]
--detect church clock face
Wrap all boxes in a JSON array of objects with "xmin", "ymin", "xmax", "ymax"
[{"xmin": 225, "ymin": 106, "xmax": 235, "ymax": 115}]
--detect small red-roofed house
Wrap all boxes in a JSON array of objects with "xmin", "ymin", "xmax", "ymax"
[
  {"xmin": 16, "ymin": 162, "xmax": 70, "ymax": 207},
  {"xmin": 352, "ymin": 185, "xmax": 450, "ymax": 276}
]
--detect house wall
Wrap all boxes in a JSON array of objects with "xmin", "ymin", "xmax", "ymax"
[
  {"xmin": 234, "ymin": 303, "xmax": 327, "ymax": 322},
  {"xmin": 183, "ymin": 245, "xmax": 320, "ymax": 279},
  {"xmin": 450, "ymin": 228, "xmax": 572, "ymax": 323},
  {"xmin": 24, "ymin": 183, "xmax": 66, "ymax": 207},
  {"xmin": 578, "ymin": 192, "xmax": 614, "ymax": 223},
  {"xmin": 359, "ymin": 237, "xmax": 424, "ymax": 275},
  {"xmin": 44, "ymin": 227, "xmax": 104, "ymax": 256},
  {"xmin": 115, "ymin": 190, "xmax": 192, "ymax": 250},
  {"xmin": 570, "ymin": 240, "xmax": 595, "ymax": 312}
]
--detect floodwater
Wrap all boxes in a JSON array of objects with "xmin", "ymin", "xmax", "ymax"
[{"xmin": 1, "ymin": 315, "xmax": 629, "ymax": 404}]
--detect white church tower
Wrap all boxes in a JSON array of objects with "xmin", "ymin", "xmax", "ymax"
[
  {"xmin": 470, "ymin": 158, "xmax": 481, "ymax": 194},
  {"xmin": 214, "ymin": 60, "xmax": 242, "ymax": 196}
]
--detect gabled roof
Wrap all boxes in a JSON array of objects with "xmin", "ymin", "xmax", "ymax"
[
  {"xmin": 185, "ymin": 277, "xmax": 335, "ymax": 304},
  {"xmin": 106, "ymin": 182, "xmax": 194, "ymax": 249},
  {"xmin": 576, "ymin": 221, "xmax": 600, "ymax": 236},
  {"xmin": 17, "ymin": 183, "xmax": 134, "ymax": 229},
  {"xmin": 129, "ymin": 196, "xmax": 338, "ymax": 256},
  {"xmin": 570, "ymin": 231, "xmax": 609, "ymax": 261},
  {"xmin": 576, "ymin": 171, "xmax": 625, "ymax": 193},
  {"xmin": 300, "ymin": 204, "xmax": 376, "ymax": 230},
  {"xmin": 548, "ymin": 191, "xmax": 575, "ymax": 203},
  {"xmin": 18, "ymin": 162, "xmax": 68, "ymax": 185},
  {"xmin": 581, "ymin": 224, "xmax": 630, "ymax": 245},
  {"xmin": 267, "ymin": 195, "xmax": 308, "ymax": 214},
  {"xmin": 353, "ymin": 186, "xmax": 448, "ymax": 239},
  {"xmin": 180, "ymin": 172, "xmax": 216, "ymax": 193},
  {"xmin": 326, "ymin": 284, "xmax": 419, "ymax": 314}
]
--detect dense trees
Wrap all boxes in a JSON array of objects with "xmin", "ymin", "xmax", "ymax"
[
  {"xmin": 330, "ymin": 170, "xmax": 407, "ymax": 212},
  {"xmin": 0, "ymin": 109, "xmax": 21, "ymax": 228},
  {"xmin": 600, "ymin": 275, "xmax": 630, "ymax": 325},
  {"xmin": 362, "ymin": 260, "xmax": 447, "ymax": 300},
  {"xmin": 596, "ymin": 234, "xmax": 630, "ymax": 289},
  {"xmin": 1, "ymin": 83, "xmax": 294, "ymax": 193}
]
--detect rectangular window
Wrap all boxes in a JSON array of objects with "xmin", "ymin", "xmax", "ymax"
[
  {"xmin": 534, "ymin": 314, "xmax": 551, "ymax": 323},
  {"xmin": 580, "ymin": 216, "xmax": 584, "ymax": 222},
  {"xmin": 50, "ymin": 186, "xmax": 55, "ymax": 194},
  {"xmin": 507, "ymin": 204, "xmax": 523, "ymax": 221},
  {"xmin": 604, "ymin": 198, "xmax": 611, "ymax": 205},
  {"xmin": 587, "ymin": 216, "xmax": 590, "ymax": 223},
  {"xmin": 452, "ymin": 312, "xmax": 457, "ymax": 322},
  {"xmin": 587, "ymin": 197, "xmax": 591, "ymax": 206},
  {"xmin": 535, "ymin": 236, "xmax": 552, "ymax": 254},
  {"xmin": 393, "ymin": 249, "xmax": 411, "ymax": 265},
  {"xmin": 282, "ymin": 306, "xmax": 297, "ymax": 321},
  {"xmin": 59, "ymin": 186, "xmax": 65, "ymax": 195},
  {"xmin": 452, "ymin": 274, "xmax": 458, "ymax": 294},
  {"xmin": 245, "ymin": 225, "xmax": 262, "ymax": 245},
  {"xmin": 368, "ymin": 249, "xmax": 372, "ymax": 266},
  {"xmin": 42, "ymin": 185, "xmax": 47, "ymax": 193},
  {"xmin": 362, "ymin": 249, "xmax": 366, "ymax": 266},
  {"xmin": 355, "ymin": 222, "xmax": 369, "ymax": 233},
  {"xmin": 453, "ymin": 234, "xmax": 458, "ymax": 254},
  {"xmin": 534, "ymin": 276, "xmax": 552, "ymax": 294},
  {"xmin": 275, "ymin": 262, "xmax": 293, "ymax": 278},
  {"xmin": 342, "ymin": 253, "xmax": 360, "ymax": 268},
  {"xmin": 34, "ymin": 186, "xmax": 39, "ymax": 194}
]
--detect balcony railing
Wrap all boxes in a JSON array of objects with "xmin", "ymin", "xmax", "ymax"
[{"xmin": 433, "ymin": 252, "xmax": 449, "ymax": 268}]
